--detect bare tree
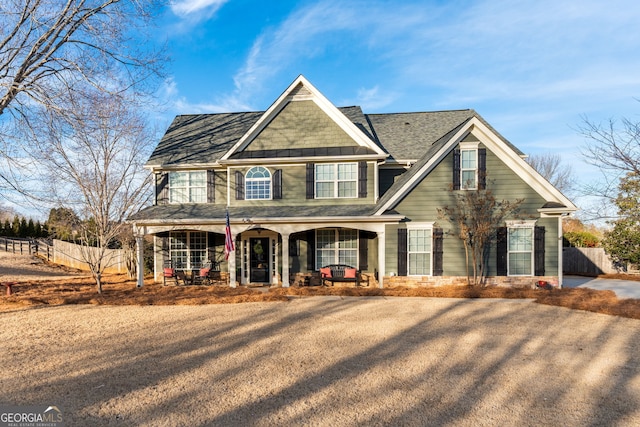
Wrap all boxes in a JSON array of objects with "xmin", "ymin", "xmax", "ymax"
[
  {"xmin": 0, "ymin": 0, "xmax": 163, "ymax": 117},
  {"xmin": 525, "ymin": 152, "xmax": 575, "ymax": 195},
  {"xmin": 0, "ymin": 0, "xmax": 163, "ymax": 198},
  {"xmin": 31, "ymin": 92, "xmax": 153, "ymax": 293},
  {"xmin": 579, "ymin": 115, "xmax": 640, "ymax": 220},
  {"xmin": 438, "ymin": 187, "xmax": 523, "ymax": 286}
]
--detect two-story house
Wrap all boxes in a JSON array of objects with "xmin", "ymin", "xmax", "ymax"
[{"xmin": 129, "ymin": 75, "xmax": 576, "ymax": 288}]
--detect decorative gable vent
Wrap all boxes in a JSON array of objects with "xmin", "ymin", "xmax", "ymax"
[{"xmin": 289, "ymin": 83, "xmax": 313, "ymax": 100}]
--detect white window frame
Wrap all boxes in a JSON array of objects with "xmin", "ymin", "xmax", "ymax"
[
  {"xmin": 315, "ymin": 163, "xmax": 357, "ymax": 199},
  {"xmin": 315, "ymin": 228, "xmax": 359, "ymax": 269},
  {"xmin": 460, "ymin": 148, "xmax": 478, "ymax": 190},
  {"xmin": 245, "ymin": 166, "xmax": 272, "ymax": 200},
  {"xmin": 169, "ymin": 171, "xmax": 207, "ymax": 204},
  {"xmin": 169, "ymin": 231, "xmax": 208, "ymax": 270},
  {"xmin": 407, "ymin": 223, "xmax": 434, "ymax": 276},
  {"xmin": 506, "ymin": 220, "xmax": 536, "ymax": 276}
]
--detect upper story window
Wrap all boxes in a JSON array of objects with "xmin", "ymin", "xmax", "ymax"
[
  {"xmin": 453, "ymin": 142, "xmax": 485, "ymax": 191},
  {"xmin": 169, "ymin": 171, "xmax": 206, "ymax": 203},
  {"xmin": 315, "ymin": 163, "xmax": 357, "ymax": 198},
  {"xmin": 460, "ymin": 149, "xmax": 477, "ymax": 189},
  {"xmin": 245, "ymin": 167, "xmax": 271, "ymax": 200}
]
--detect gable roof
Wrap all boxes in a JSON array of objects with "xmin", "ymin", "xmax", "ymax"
[
  {"xmin": 221, "ymin": 75, "xmax": 388, "ymax": 161},
  {"xmin": 374, "ymin": 115, "xmax": 577, "ymax": 215}
]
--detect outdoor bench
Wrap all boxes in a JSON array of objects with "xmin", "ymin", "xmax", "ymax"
[{"xmin": 320, "ymin": 264, "xmax": 364, "ymax": 287}]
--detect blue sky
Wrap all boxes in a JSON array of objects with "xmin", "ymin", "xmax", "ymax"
[{"xmin": 156, "ymin": 0, "xmax": 639, "ymax": 215}]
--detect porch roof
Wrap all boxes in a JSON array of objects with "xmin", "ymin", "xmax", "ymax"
[{"xmin": 129, "ymin": 204, "xmax": 400, "ymax": 224}]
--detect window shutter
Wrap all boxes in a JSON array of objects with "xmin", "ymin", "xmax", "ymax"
[
  {"xmin": 358, "ymin": 161, "xmax": 368, "ymax": 198},
  {"xmin": 306, "ymin": 230, "xmax": 315, "ymax": 270},
  {"xmin": 397, "ymin": 228, "xmax": 407, "ymax": 276},
  {"xmin": 453, "ymin": 149, "xmax": 461, "ymax": 190},
  {"xmin": 235, "ymin": 171, "xmax": 244, "ymax": 200},
  {"xmin": 359, "ymin": 231, "xmax": 368, "ymax": 271},
  {"xmin": 273, "ymin": 169, "xmax": 282, "ymax": 199},
  {"xmin": 207, "ymin": 170, "xmax": 215, "ymax": 203},
  {"xmin": 156, "ymin": 172, "xmax": 169, "ymax": 205},
  {"xmin": 478, "ymin": 148, "xmax": 487, "ymax": 190},
  {"xmin": 433, "ymin": 228, "xmax": 444, "ymax": 276},
  {"xmin": 306, "ymin": 163, "xmax": 314, "ymax": 199},
  {"xmin": 534, "ymin": 226, "xmax": 545, "ymax": 276},
  {"xmin": 496, "ymin": 227, "xmax": 507, "ymax": 276}
]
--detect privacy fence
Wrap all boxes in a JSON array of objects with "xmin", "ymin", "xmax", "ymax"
[
  {"xmin": 0, "ymin": 237, "xmax": 128, "ymax": 274},
  {"xmin": 562, "ymin": 247, "xmax": 622, "ymax": 276}
]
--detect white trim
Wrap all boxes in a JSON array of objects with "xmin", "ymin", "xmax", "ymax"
[
  {"xmin": 245, "ymin": 166, "xmax": 272, "ymax": 200},
  {"xmin": 314, "ymin": 162, "xmax": 358, "ymax": 199},
  {"xmin": 220, "ymin": 75, "xmax": 387, "ymax": 161},
  {"xmin": 406, "ymin": 224, "xmax": 434, "ymax": 277},
  {"xmin": 459, "ymin": 141, "xmax": 479, "ymax": 149},
  {"xmin": 505, "ymin": 219, "xmax": 537, "ymax": 228},
  {"xmin": 506, "ymin": 223, "xmax": 535, "ymax": 277}
]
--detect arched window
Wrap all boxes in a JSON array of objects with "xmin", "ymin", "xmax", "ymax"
[{"xmin": 245, "ymin": 166, "xmax": 271, "ymax": 200}]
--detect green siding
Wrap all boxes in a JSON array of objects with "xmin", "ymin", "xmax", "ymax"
[
  {"xmin": 246, "ymin": 100, "xmax": 359, "ymax": 151},
  {"xmin": 387, "ymin": 141, "xmax": 558, "ymax": 277},
  {"xmin": 229, "ymin": 163, "xmax": 376, "ymax": 207}
]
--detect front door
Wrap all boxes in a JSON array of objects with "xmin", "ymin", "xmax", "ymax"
[{"xmin": 250, "ymin": 237, "xmax": 270, "ymax": 283}]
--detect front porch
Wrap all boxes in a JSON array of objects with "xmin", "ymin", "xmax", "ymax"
[{"xmin": 133, "ymin": 221, "xmax": 391, "ymax": 288}]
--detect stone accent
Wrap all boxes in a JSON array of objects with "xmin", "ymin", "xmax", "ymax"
[{"xmin": 383, "ymin": 275, "xmax": 560, "ymax": 289}]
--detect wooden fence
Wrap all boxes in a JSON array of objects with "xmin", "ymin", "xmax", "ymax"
[
  {"xmin": 0, "ymin": 237, "xmax": 128, "ymax": 274},
  {"xmin": 562, "ymin": 247, "xmax": 620, "ymax": 276}
]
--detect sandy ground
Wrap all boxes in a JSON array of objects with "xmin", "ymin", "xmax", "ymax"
[
  {"xmin": 0, "ymin": 249, "xmax": 87, "ymax": 282},
  {"xmin": 1, "ymin": 297, "xmax": 639, "ymax": 426}
]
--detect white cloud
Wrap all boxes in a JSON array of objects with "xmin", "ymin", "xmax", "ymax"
[{"xmin": 170, "ymin": 0, "xmax": 227, "ymax": 19}]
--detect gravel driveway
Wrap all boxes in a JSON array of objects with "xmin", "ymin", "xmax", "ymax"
[{"xmin": 1, "ymin": 297, "xmax": 639, "ymax": 426}]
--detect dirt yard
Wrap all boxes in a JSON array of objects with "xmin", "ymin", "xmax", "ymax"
[
  {"xmin": 1, "ymin": 251, "xmax": 640, "ymax": 425},
  {"xmin": 1, "ymin": 298, "xmax": 639, "ymax": 426}
]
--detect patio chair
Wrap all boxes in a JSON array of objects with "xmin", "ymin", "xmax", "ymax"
[{"xmin": 163, "ymin": 267, "xmax": 179, "ymax": 286}]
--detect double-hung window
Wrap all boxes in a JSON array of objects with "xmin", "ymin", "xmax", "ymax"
[
  {"xmin": 315, "ymin": 163, "xmax": 357, "ymax": 198},
  {"xmin": 507, "ymin": 222, "xmax": 534, "ymax": 276},
  {"xmin": 460, "ymin": 149, "xmax": 477, "ymax": 189},
  {"xmin": 245, "ymin": 166, "xmax": 271, "ymax": 200},
  {"xmin": 169, "ymin": 171, "xmax": 206, "ymax": 203},
  {"xmin": 408, "ymin": 225, "xmax": 433, "ymax": 276},
  {"xmin": 169, "ymin": 231, "xmax": 207, "ymax": 269},
  {"xmin": 316, "ymin": 229, "xmax": 358, "ymax": 268}
]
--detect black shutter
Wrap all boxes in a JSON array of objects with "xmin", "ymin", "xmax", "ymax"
[
  {"xmin": 398, "ymin": 228, "xmax": 407, "ymax": 276},
  {"xmin": 235, "ymin": 171, "xmax": 244, "ymax": 200},
  {"xmin": 497, "ymin": 227, "xmax": 507, "ymax": 276},
  {"xmin": 534, "ymin": 226, "xmax": 546, "ymax": 276},
  {"xmin": 453, "ymin": 149, "xmax": 461, "ymax": 190},
  {"xmin": 307, "ymin": 230, "xmax": 315, "ymax": 270},
  {"xmin": 433, "ymin": 228, "xmax": 444, "ymax": 276},
  {"xmin": 207, "ymin": 170, "xmax": 215, "ymax": 203},
  {"xmin": 273, "ymin": 169, "xmax": 282, "ymax": 199},
  {"xmin": 358, "ymin": 161, "xmax": 367, "ymax": 198},
  {"xmin": 306, "ymin": 163, "xmax": 314, "ymax": 199},
  {"xmin": 359, "ymin": 231, "xmax": 368, "ymax": 271},
  {"xmin": 478, "ymin": 148, "xmax": 487, "ymax": 190},
  {"xmin": 156, "ymin": 172, "xmax": 169, "ymax": 205}
]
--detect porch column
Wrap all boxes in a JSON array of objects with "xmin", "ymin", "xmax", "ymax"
[
  {"xmin": 281, "ymin": 233, "xmax": 290, "ymax": 287},
  {"xmin": 377, "ymin": 230, "xmax": 385, "ymax": 288},
  {"xmin": 136, "ymin": 234, "xmax": 144, "ymax": 288},
  {"xmin": 229, "ymin": 239, "xmax": 237, "ymax": 288}
]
